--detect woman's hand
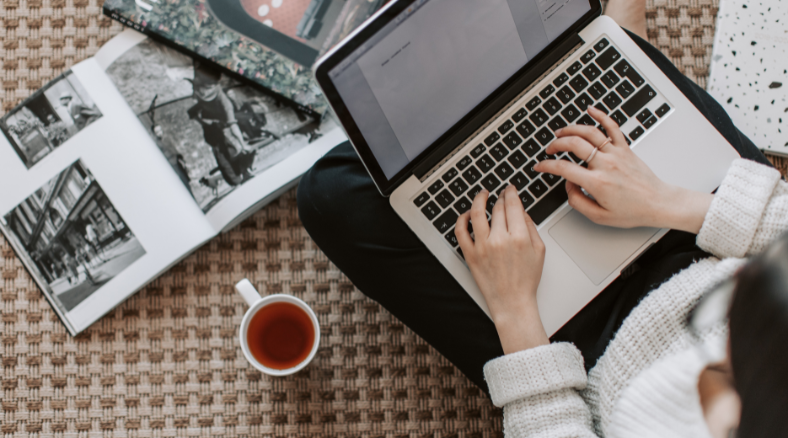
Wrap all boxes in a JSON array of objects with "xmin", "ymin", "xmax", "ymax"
[
  {"xmin": 455, "ymin": 185, "xmax": 549, "ymax": 354},
  {"xmin": 534, "ymin": 106, "xmax": 713, "ymax": 233}
]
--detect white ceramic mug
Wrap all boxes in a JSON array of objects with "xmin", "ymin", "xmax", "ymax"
[{"xmin": 235, "ymin": 279, "xmax": 320, "ymax": 376}]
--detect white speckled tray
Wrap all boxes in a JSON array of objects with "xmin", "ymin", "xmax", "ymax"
[{"xmin": 708, "ymin": 0, "xmax": 788, "ymax": 154}]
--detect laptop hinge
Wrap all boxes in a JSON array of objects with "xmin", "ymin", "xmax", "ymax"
[{"xmin": 413, "ymin": 33, "xmax": 585, "ymax": 181}]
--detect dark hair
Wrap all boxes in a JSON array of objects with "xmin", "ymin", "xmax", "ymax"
[{"xmin": 729, "ymin": 232, "xmax": 788, "ymax": 437}]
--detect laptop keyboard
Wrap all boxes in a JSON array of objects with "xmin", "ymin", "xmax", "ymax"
[{"xmin": 413, "ymin": 37, "xmax": 673, "ymax": 260}]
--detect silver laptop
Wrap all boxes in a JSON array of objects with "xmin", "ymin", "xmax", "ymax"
[{"xmin": 313, "ymin": 0, "xmax": 739, "ymax": 336}]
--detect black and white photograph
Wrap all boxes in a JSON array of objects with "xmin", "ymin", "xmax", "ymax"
[
  {"xmin": 105, "ymin": 39, "xmax": 334, "ymax": 213},
  {"xmin": 2, "ymin": 161, "xmax": 146, "ymax": 312},
  {"xmin": 1, "ymin": 71, "xmax": 103, "ymax": 168}
]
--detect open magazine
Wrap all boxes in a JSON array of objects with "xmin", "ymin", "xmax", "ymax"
[{"xmin": 0, "ymin": 29, "xmax": 346, "ymax": 335}]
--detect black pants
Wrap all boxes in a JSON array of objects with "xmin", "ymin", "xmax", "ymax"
[{"xmin": 297, "ymin": 31, "xmax": 770, "ymax": 395}]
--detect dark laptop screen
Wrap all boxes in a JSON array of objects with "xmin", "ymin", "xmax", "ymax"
[{"xmin": 328, "ymin": 0, "xmax": 591, "ymax": 180}]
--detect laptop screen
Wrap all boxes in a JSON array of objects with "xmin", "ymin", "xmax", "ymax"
[{"xmin": 328, "ymin": 0, "xmax": 592, "ymax": 180}]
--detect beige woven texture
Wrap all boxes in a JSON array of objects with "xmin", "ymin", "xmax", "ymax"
[{"xmin": 1, "ymin": 0, "xmax": 786, "ymax": 436}]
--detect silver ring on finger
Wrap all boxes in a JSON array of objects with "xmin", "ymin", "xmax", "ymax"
[
  {"xmin": 598, "ymin": 137, "xmax": 613, "ymax": 150},
  {"xmin": 586, "ymin": 147, "xmax": 599, "ymax": 163}
]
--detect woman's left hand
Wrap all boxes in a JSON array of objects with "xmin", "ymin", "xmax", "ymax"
[{"xmin": 455, "ymin": 185, "xmax": 550, "ymax": 354}]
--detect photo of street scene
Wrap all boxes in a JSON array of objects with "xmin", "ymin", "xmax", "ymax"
[
  {"xmin": 1, "ymin": 71, "xmax": 102, "ymax": 168},
  {"xmin": 105, "ymin": 39, "xmax": 335, "ymax": 213},
  {"xmin": 2, "ymin": 161, "xmax": 145, "ymax": 311}
]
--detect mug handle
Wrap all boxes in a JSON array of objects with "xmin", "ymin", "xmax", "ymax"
[{"xmin": 235, "ymin": 279, "xmax": 261, "ymax": 306}]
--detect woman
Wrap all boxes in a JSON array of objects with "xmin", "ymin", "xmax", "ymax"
[{"xmin": 297, "ymin": 1, "xmax": 788, "ymax": 436}]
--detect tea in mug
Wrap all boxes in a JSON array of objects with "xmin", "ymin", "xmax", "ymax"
[{"xmin": 246, "ymin": 302, "xmax": 315, "ymax": 370}]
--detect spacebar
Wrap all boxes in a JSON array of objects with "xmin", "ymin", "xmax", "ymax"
[{"xmin": 527, "ymin": 180, "xmax": 568, "ymax": 225}]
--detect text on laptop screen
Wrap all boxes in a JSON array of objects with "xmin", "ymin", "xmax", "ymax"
[{"xmin": 328, "ymin": 0, "xmax": 592, "ymax": 180}]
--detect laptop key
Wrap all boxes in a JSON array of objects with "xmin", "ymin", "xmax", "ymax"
[
  {"xmin": 529, "ymin": 109, "xmax": 549, "ymax": 126},
  {"xmin": 542, "ymin": 172, "xmax": 562, "ymax": 187},
  {"xmin": 463, "ymin": 167, "xmax": 483, "ymax": 185},
  {"xmin": 600, "ymin": 70, "xmax": 620, "ymax": 89},
  {"xmin": 588, "ymin": 82, "xmax": 607, "ymax": 100},
  {"xmin": 613, "ymin": 60, "xmax": 645, "ymax": 88},
  {"xmin": 526, "ymin": 96, "xmax": 542, "ymax": 111},
  {"xmin": 449, "ymin": 178, "xmax": 470, "ymax": 197},
  {"xmin": 502, "ymin": 132, "xmax": 523, "ymax": 150},
  {"xmin": 580, "ymin": 49, "xmax": 596, "ymax": 64},
  {"xmin": 543, "ymin": 97, "xmax": 562, "ymax": 115},
  {"xmin": 486, "ymin": 196, "xmax": 497, "ymax": 214},
  {"xmin": 621, "ymin": 85, "xmax": 656, "ymax": 117},
  {"xmin": 421, "ymin": 201, "xmax": 441, "ymax": 221},
  {"xmin": 435, "ymin": 189, "xmax": 455, "ymax": 209},
  {"xmin": 516, "ymin": 120, "xmax": 536, "ymax": 138},
  {"xmin": 507, "ymin": 150, "xmax": 528, "ymax": 169},
  {"xmin": 595, "ymin": 47, "xmax": 621, "ymax": 70},
  {"xmin": 457, "ymin": 155, "xmax": 473, "ymax": 170},
  {"xmin": 569, "ymin": 75, "xmax": 589, "ymax": 93},
  {"xmin": 636, "ymin": 108, "xmax": 653, "ymax": 124},
  {"xmin": 642, "ymin": 116, "xmax": 657, "ymax": 130},
  {"xmin": 582, "ymin": 64, "xmax": 602, "ymax": 82},
  {"xmin": 494, "ymin": 162, "xmax": 514, "ymax": 180},
  {"xmin": 414, "ymin": 192, "xmax": 430, "ymax": 207},
  {"xmin": 481, "ymin": 173, "xmax": 502, "ymax": 192},
  {"xmin": 629, "ymin": 126, "xmax": 645, "ymax": 141},
  {"xmin": 527, "ymin": 181, "xmax": 568, "ymax": 225},
  {"xmin": 548, "ymin": 115, "xmax": 568, "ymax": 132},
  {"xmin": 574, "ymin": 93, "xmax": 593, "ymax": 111},
  {"xmin": 594, "ymin": 102, "xmax": 609, "ymax": 115},
  {"xmin": 610, "ymin": 110, "xmax": 628, "ymax": 127},
  {"xmin": 444, "ymin": 228, "xmax": 459, "ymax": 247},
  {"xmin": 442, "ymin": 168, "xmax": 459, "ymax": 182},
  {"xmin": 655, "ymin": 103, "xmax": 671, "ymax": 118},
  {"xmin": 476, "ymin": 155, "xmax": 496, "ymax": 173},
  {"xmin": 593, "ymin": 38, "xmax": 609, "ymax": 52},
  {"xmin": 567, "ymin": 60, "xmax": 583, "ymax": 76},
  {"xmin": 484, "ymin": 132, "xmax": 501, "ymax": 146},
  {"xmin": 523, "ymin": 160, "xmax": 540, "ymax": 179},
  {"xmin": 433, "ymin": 210, "xmax": 458, "ymax": 233},
  {"xmin": 498, "ymin": 120, "xmax": 515, "ymax": 134},
  {"xmin": 470, "ymin": 144, "xmax": 486, "ymax": 158},
  {"xmin": 519, "ymin": 190, "xmax": 536, "ymax": 210},
  {"xmin": 553, "ymin": 72, "xmax": 570, "ymax": 87},
  {"xmin": 428, "ymin": 180, "xmax": 444, "ymax": 194},
  {"xmin": 576, "ymin": 114, "xmax": 596, "ymax": 126},
  {"xmin": 528, "ymin": 179, "xmax": 549, "ymax": 198},
  {"xmin": 539, "ymin": 84, "xmax": 556, "ymax": 99},
  {"xmin": 510, "ymin": 171, "xmax": 529, "ymax": 191},
  {"xmin": 454, "ymin": 197, "xmax": 472, "ymax": 215},
  {"xmin": 536, "ymin": 151, "xmax": 551, "ymax": 162},
  {"xmin": 490, "ymin": 143, "xmax": 510, "ymax": 162},
  {"xmin": 557, "ymin": 86, "xmax": 576, "ymax": 104},
  {"xmin": 467, "ymin": 185, "xmax": 483, "ymax": 201},
  {"xmin": 561, "ymin": 104, "xmax": 581, "ymax": 123},
  {"xmin": 615, "ymin": 80, "xmax": 636, "ymax": 99},
  {"xmin": 521, "ymin": 138, "xmax": 541, "ymax": 157},
  {"xmin": 535, "ymin": 128, "xmax": 555, "ymax": 146},
  {"xmin": 512, "ymin": 107, "xmax": 529, "ymax": 123}
]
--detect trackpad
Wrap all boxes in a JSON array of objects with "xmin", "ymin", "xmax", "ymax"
[{"xmin": 549, "ymin": 210, "xmax": 660, "ymax": 285}]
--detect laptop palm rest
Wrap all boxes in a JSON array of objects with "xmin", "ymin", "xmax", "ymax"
[{"xmin": 548, "ymin": 210, "xmax": 660, "ymax": 285}]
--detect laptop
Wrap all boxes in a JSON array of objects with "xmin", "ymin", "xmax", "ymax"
[{"xmin": 313, "ymin": 0, "xmax": 740, "ymax": 336}]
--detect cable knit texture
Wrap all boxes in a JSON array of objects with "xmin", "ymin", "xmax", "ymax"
[{"xmin": 483, "ymin": 159, "xmax": 788, "ymax": 437}]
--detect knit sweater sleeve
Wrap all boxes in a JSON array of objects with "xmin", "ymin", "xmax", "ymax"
[
  {"xmin": 484, "ymin": 343, "xmax": 598, "ymax": 437},
  {"xmin": 697, "ymin": 158, "xmax": 786, "ymax": 258}
]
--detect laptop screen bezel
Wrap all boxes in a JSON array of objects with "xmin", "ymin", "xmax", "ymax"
[{"xmin": 314, "ymin": 0, "xmax": 603, "ymax": 197}]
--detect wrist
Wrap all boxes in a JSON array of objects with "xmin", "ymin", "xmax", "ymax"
[
  {"xmin": 655, "ymin": 185, "xmax": 713, "ymax": 234},
  {"xmin": 492, "ymin": 300, "xmax": 549, "ymax": 354}
]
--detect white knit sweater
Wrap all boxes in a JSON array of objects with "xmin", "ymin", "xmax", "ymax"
[{"xmin": 483, "ymin": 159, "xmax": 787, "ymax": 438}]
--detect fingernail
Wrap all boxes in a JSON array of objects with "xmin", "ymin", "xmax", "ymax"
[{"xmin": 555, "ymin": 128, "xmax": 563, "ymax": 135}]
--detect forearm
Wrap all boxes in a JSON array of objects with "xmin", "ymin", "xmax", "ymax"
[{"xmin": 493, "ymin": 301, "xmax": 549, "ymax": 355}]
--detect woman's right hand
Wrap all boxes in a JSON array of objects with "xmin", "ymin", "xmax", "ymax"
[{"xmin": 534, "ymin": 106, "xmax": 713, "ymax": 234}]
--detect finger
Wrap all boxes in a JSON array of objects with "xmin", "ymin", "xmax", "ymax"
[
  {"xmin": 455, "ymin": 212, "xmax": 475, "ymax": 254},
  {"xmin": 565, "ymin": 181, "xmax": 608, "ymax": 223},
  {"xmin": 544, "ymin": 135, "xmax": 596, "ymax": 162},
  {"xmin": 523, "ymin": 211, "xmax": 543, "ymax": 252},
  {"xmin": 503, "ymin": 185, "xmax": 527, "ymax": 235},
  {"xmin": 588, "ymin": 106, "xmax": 627, "ymax": 146},
  {"xmin": 553, "ymin": 123, "xmax": 608, "ymax": 149},
  {"xmin": 470, "ymin": 189, "xmax": 490, "ymax": 241},
  {"xmin": 534, "ymin": 158, "xmax": 594, "ymax": 189},
  {"xmin": 490, "ymin": 193, "xmax": 507, "ymax": 234}
]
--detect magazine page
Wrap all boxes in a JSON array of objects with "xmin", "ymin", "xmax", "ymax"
[
  {"xmin": 98, "ymin": 31, "xmax": 347, "ymax": 230},
  {"xmin": 0, "ymin": 54, "xmax": 216, "ymax": 335},
  {"xmin": 103, "ymin": 0, "xmax": 390, "ymax": 114}
]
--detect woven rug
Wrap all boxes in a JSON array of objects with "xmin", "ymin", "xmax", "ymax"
[{"xmin": 1, "ymin": 1, "xmax": 786, "ymax": 437}]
